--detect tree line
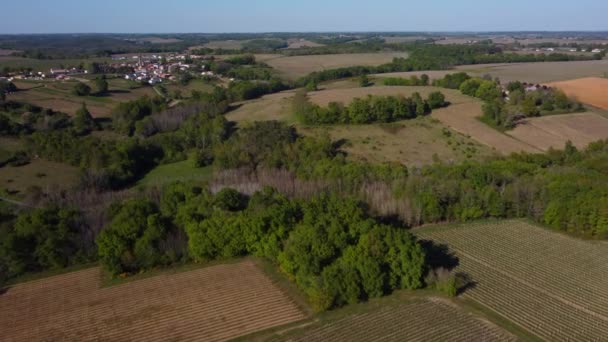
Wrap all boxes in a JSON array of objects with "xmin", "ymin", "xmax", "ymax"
[
  {"xmin": 292, "ymin": 91, "xmax": 447, "ymax": 125},
  {"xmin": 296, "ymin": 44, "xmax": 603, "ymax": 86}
]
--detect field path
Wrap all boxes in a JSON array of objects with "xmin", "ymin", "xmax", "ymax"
[
  {"xmin": 430, "ymin": 100, "xmax": 541, "ymax": 154},
  {"xmin": 0, "ymin": 260, "xmax": 306, "ymax": 342}
]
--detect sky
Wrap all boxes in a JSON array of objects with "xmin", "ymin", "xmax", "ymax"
[{"xmin": 1, "ymin": 0, "xmax": 607, "ymax": 34}]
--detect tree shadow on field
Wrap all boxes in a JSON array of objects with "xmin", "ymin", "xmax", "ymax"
[
  {"xmin": 420, "ymin": 240, "xmax": 460, "ymax": 271},
  {"xmin": 419, "ymin": 240, "xmax": 478, "ymax": 295},
  {"xmin": 455, "ymin": 272, "xmax": 477, "ymax": 295}
]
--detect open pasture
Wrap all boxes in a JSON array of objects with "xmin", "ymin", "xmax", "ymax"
[
  {"xmin": 547, "ymin": 77, "xmax": 608, "ymax": 110},
  {"xmin": 305, "ymin": 85, "xmax": 538, "ymax": 155},
  {"xmin": 506, "ymin": 112, "xmax": 608, "ymax": 151},
  {"xmin": 226, "ymin": 85, "xmax": 496, "ymax": 165},
  {"xmin": 137, "ymin": 160, "xmax": 213, "ymax": 188},
  {"xmin": 300, "ymin": 116, "xmax": 496, "ymax": 166},
  {"xmin": 226, "ymin": 90, "xmax": 296, "ymax": 124},
  {"xmin": 264, "ymin": 52, "xmax": 409, "ymax": 80},
  {"xmin": 0, "ymin": 259, "xmax": 306, "ymax": 342},
  {"xmin": 271, "ymin": 297, "xmax": 515, "ymax": 342},
  {"xmin": 0, "ymin": 159, "xmax": 80, "ymax": 197},
  {"xmin": 416, "ymin": 220, "xmax": 608, "ymax": 341}
]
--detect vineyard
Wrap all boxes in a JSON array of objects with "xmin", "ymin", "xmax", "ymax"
[
  {"xmin": 0, "ymin": 260, "xmax": 306, "ymax": 342},
  {"xmin": 416, "ymin": 220, "xmax": 608, "ymax": 341},
  {"xmin": 272, "ymin": 298, "xmax": 515, "ymax": 341}
]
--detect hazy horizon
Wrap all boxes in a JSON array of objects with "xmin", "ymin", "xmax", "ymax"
[{"xmin": 2, "ymin": 0, "xmax": 607, "ymax": 34}]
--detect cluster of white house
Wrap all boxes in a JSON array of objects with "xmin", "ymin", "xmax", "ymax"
[{"xmin": 120, "ymin": 54, "xmax": 215, "ymax": 85}]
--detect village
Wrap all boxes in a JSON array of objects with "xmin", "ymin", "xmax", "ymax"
[{"xmin": 1, "ymin": 52, "xmax": 221, "ymax": 86}]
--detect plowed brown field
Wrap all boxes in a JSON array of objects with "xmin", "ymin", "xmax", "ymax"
[
  {"xmin": 0, "ymin": 260, "xmax": 306, "ymax": 342},
  {"xmin": 548, "ymin": 77, "xmax": 608, "ymax": 110}
]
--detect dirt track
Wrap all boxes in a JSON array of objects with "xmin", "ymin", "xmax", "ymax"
[{"xmin": 0, "ymin": 260, "xmax": 306, "ymax": 342}]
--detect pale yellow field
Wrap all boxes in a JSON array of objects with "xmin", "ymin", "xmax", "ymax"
[{"xmin": 507, "ymin": 112, "xmax": 608, "ymax": 151}]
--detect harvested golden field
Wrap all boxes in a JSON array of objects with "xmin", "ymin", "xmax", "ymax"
[
  {"xmin": 270, "ymin": 297, "xmax": 515, "ymax": 342},
  {"xmin": 417, "ymin": 220, "xmax": 608, "ymax": 341},
  {"xmin": 547, "ymin": 77, "xmax": 608, "ymax": 110},
  {"xmin": 507, "ymin": 112, "xmax": 608, "ymax": 151},
  {"xmin": 0, "ymin": 260, "xmax": 306, "ymax": 342},
  {"xmin": 265, "ymin": 52, "xmax": 409, "ymax": 80}
]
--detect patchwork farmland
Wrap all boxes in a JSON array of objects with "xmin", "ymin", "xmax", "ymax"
[
  {"xmin": 416, "ymin": 220, "xmax": 608, "ymax": 341},
  {"xmin": 372, "ymin": 59, "xmax": 608, "ymax": 85},
  {"xmin": 0, "ymin": 260, "xmax": 306, "ymax": 342}
]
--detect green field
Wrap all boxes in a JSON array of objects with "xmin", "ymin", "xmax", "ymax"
[
  {"xmin": 137, "ymin": 160, "xmax": 213, "ymax": 187},
  {"xmin": 416, "ymin": 219, "xmax": 608, "ymax": 341}
]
